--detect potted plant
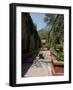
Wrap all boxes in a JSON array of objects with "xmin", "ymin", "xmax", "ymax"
[{"xmin": 50, "ymin": 44, "xmax": 64, "ymax": 76}]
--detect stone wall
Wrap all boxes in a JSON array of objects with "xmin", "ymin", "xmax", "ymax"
[{"xmin": 22, "ymin": 13, "xmax": 41, "ymax": 62}]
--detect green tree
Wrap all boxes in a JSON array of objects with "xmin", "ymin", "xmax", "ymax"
[{"xmin": 44, "ymin": 14, "xmax": 57, "ymax": 29}]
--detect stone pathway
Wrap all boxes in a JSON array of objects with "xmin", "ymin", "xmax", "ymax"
[{"xmin": 22, "ymin": 50, "xmax": 53, "ymax": 77}]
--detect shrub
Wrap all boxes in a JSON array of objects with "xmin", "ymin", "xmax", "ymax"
[
  {"xmin": 56, "ymin": 51, "xmax": 64, "ymax": 61},
  {"xmin": 55, "ymin": 44, "xmax": 63, "ymax": 52}
]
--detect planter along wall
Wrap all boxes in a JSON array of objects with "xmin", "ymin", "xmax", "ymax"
[
  {"xmin": 48, "ymin": 15, "xmax": 64, "ymax": 76},
  {"xmin": 51, "ymin": 52, "xmax": 64, "ymax": 75}
]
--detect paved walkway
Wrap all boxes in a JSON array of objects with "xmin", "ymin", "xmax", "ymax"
[{"xmin": 22, "ymin": 50, "xmax": 53, "ymax": 77}]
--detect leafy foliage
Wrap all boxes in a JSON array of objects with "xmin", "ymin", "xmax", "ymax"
[
  {"xmin": 56, "ymin": 52, "xmax": 64, "ymax": 61},
  {"xmin": 47, "ymin": 15, "xmax": 64, "ymax": 61},
  {"xmin": 55, "ymin": 44, "xmax": 64, "ymax": 61},
  {"xmin": 38, "ymin": 29, "xmax": 49, "ymax": 40},
  {"xmin": 44, "ymin": 14, "xmax": 57, "ymax": 29},
  {"xmin": 48, "ymin": 15, "xmax": 64, "ymax": 48},
  {"xmin": 38, "ymin": 29, "xmax": 50, "ymax": 48}
]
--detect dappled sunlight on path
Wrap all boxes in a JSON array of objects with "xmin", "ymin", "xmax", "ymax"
[{"xmin": 22, "ymin": 50, "xmax": 53, "ymax": 77}]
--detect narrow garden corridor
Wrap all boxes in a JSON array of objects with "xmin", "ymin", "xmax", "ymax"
[{"xmin": 22, "ymin": 13, "xmax": 64, "ymax": 77}]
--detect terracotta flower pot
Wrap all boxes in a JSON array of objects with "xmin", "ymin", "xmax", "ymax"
[{"xmin": 51, "ymin": 53, "xmax": 64, "ymax": 76}]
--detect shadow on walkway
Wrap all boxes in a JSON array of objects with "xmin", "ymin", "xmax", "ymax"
[{"xmin": 22, "ymin": 51, "xmax": 39, "ymax": 77}]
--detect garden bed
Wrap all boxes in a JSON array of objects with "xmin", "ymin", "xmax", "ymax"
[{"xmin": 50, "ymin": 50, "xmax": 64, "ymax": 76}]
